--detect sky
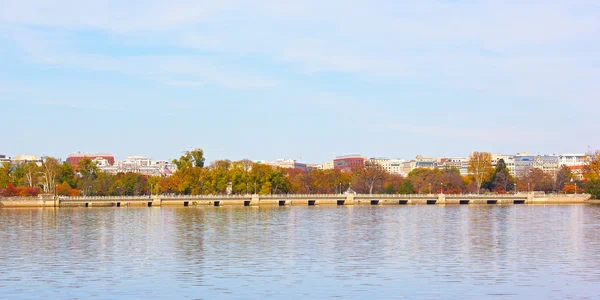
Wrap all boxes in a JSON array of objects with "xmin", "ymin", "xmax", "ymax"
[{"xmin": 1, "ymin": 0, "xmax": 599, "ymax": 163}]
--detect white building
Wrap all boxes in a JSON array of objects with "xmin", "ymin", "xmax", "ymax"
[
  {"xmin": 438, "ymin": 157, "xmax": 470, "ymax": 175},
  {"xmin": 322, "ymin": 161, "xmax": 334, "ymax": 170},
  {"xmin": 559, "ymin": 154, "xmax": 586, "ymax": 167},
  {"xmin": 99, "ymin": 156, "xmax": 176, "ymax": 176},
  {"xmin": 491, "ymin": 154, "xmax": 516, "ymax": 176},
  {"xmin": 267, "ymin": 159, "xmax": 308, "ymax": 172},
  {"xmin": 307, "ymin": 164, "xmax": 323, "ymax": 170},
  {"xmin": 370, "ymin": 158, "xmax": 405, "ymax": 175}
]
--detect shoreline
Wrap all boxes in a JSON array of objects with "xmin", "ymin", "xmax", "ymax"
[{"xmin": 1, "ymin": 193, "xmax": 594, "ymax": 208}]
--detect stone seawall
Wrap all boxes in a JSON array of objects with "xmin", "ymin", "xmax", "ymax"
[
  {"xmin": 1, "ymin": 193, "xmax": 595, "ymax": 208},
  {"xmin": 0, "ymin": 195, "xmax": 57, "ymax": 207},
  {"xmin": 529, "ymin": 194, "xmax": 592, "ymax": 204}
]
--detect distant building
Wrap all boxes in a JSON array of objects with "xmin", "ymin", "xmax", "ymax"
[
  {"xmin": 567, "ymin": 165, "xmax": 585, "ymax": 181},
  {"xmin": 438, "ymin": 157, "xmax": 469, "ymax": 175},
  {"xmin": 514, "ymin": 154, "xmax": 562, "ymax": 177},
  {"xmin": 99, "ymin": 156, "xmax": 176, "ymax": 176},
  {"xmin": 559, "ymin": 154, "xmax": 586, "ymax": 167},
  {"xmin": 307, "ymin": 164, "xmax": 323, "ymax": 171},
  {"xmin": 370, "ymin": 158, "xmax": 404, "ymax": 175},
  {"xmin": 400, "ymin": 155, "xmax": 438, "ymax": 174},
  {"xmin": 491, "ymin": 154, "xmax": 516, "ymax": 176},
  {"xmin": 0, "ymin": 154, "xmax": 10, "ymax": 163},
  {"xmin": 261, "ymin": 159, "xmax": 308, "ymax": 172},
  {"xmin": 322, "ymin": 161, "xmax": 334, "ymax": 170},
  {"xmin": 13, "ymin": 155, "xmax": 40, "ymax": 163},
  {"xmin": 67, "ymin": 152, "xmax": 115, "ymax": 167},
  {"xmin": 334, "ymin": 154, "xmax": 365, "ymax": 171}
]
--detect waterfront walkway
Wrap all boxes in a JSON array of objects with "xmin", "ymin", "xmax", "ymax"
[{"xmin": 0, "ymin": 193, "xmax": 593, "ymax": 207}]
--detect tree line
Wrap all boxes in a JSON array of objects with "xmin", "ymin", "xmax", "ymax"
[{"xmin": 1, "ymin": 149, "xmax": 600, "ymax": 198}]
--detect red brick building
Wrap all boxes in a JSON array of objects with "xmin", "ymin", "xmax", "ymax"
[
  {"xmin": 334, "ymin": 155, "xmax": 365, "ymax": 171},
  {"xmin": 66, "ymin": 152, "xmax": 115, "ymax": 167}
]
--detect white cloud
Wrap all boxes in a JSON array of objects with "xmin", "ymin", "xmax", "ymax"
[{"xmin": 0, "ymin": 0, "xmax": 599, "ymax": 102}]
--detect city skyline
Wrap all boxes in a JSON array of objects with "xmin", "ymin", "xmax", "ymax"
[
  {"xmin": 1, "ymin": 1, "xmax": 599, "ymax": 162},
  {"xmin": 1, "ymin": 148, "xmax": 592, "ymax": 166}
]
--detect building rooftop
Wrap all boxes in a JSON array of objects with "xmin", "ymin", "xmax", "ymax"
[
  {"xmin": 335, "ymin": 154, "xmax": 363, "ymax": 159},
  {"xmin": 68, "ymin": 152, "xmax": 114, "ymax": 157}
]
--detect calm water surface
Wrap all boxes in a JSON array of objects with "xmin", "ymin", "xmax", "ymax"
[{"xmin": 1, "ymin": 205, "xmax": 599, "ymax": 299}]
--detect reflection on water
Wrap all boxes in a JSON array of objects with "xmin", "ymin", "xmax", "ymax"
[{"xmin": 1, "ymin": 205, "xmax": 599, "ymax": 299}]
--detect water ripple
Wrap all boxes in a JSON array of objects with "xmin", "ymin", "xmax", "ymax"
[{"xmin": 0, "ymin": 205, "xmax": 599, "ymax": 299}]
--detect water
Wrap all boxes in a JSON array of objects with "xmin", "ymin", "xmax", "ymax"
[{"xmin": 1, "ymin": 205, "xmax": 599, "ymax": 299}]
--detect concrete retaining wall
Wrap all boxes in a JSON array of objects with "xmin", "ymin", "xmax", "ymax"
[{"xmin": 1, "ymin": 193, "xmax": 594, "ymax": 208}]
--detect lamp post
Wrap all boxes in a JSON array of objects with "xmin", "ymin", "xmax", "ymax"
[
  {"xmin": 514, "ymin": 183, "xmax": 517, "ymax": 194},
  {"xmin": 429, "ymin": 183, "xmax": 432, "ymax": 194},
  {"xmin": 528, "ymin": 182, "xmax": 530, "ymax": 192},
  {"xmin": 440, "ymin": 182, "xmax": 443, "ymax": 194}
]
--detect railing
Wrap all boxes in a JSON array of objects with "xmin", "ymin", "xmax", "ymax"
[
  {"xmin": 162, "ymin": 194, "xmax": 251, "ymax": 199},
  {"xmin": 60, "ymin": 196, "xmax": 150, "ymax": 201},
  {"xmin": 260, "ymin": 194, "xmax": 346, "ymax": 199},
  {"xmin": 57, "ymin": 193, "xmax": 591, "ymax": 201}
]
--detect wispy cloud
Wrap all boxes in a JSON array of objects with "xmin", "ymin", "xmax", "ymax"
[{"xmin": 2, "ymin": 0, "xmax": 598, "ymax": 96}]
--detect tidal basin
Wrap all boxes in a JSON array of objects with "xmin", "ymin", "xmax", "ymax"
[{"xmin": 1, "ymin": 205, "xmax": 599, "ymax": 299}]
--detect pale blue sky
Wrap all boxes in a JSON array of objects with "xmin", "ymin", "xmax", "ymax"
[{"xmin": 1, "ymin": 0, "xmax": 599, "ymax": 163}]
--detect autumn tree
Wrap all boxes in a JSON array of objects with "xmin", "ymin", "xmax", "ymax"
[
  {"xmin": 231, "ymin": 159, "xmax": 253, "ymax": 194},
  {"xmin": 440, "ymin": 167, "xmax": 468, "ymax": 194},
  {"xmin": 468, "ymin": 151, "xmax": 493, "ymax": 194},
  {"xmin": 554, "ymin": 165, "xmax": 572, "ymax": 192},
  {"xmin": 584, "ymin": 151, "xmax": 600, "ymax": 180},
  {"xmin": 353, "ymin": 162, "xmax": 388, "ymax": 194},
  {"xmin": 583, "ymin": 151, "xmax": 600, "ymax": 198},
  {"xmin": 208, "ymin": 160, "xmax": 232, "ymax": 194},
  {"xmin": 407, "ymin": 168, "xmax": 440, "ymax": 194},
  {"xmin": 383, "ymin": 174, "xmax": 405, "ymax": 194},
  {"xmin": 19, "ymin": 161, "xmax": 41, "ymax": 188},
  {"xmin": 77, "ymin": 158, "xmax": 99, "ymax": 195},
  {"xmin": 41, "ymin": 156, "xmax": 61, "ymax": 193},
  {"xmin": 518, "ymin": 168, "xmax": 554, "ymax": 193},
  {"xmin": 269, "ymin": 167, "xmax": 291, "ymax": 194}
]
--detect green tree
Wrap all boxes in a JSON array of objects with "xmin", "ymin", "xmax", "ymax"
[
  {"xmin": 59, "ymin": 162, "xmax": 77, "ymax": 188},
  {"xmin": 269, "ymin": 167, "xmax": 291, "ymax": 194},
  {"xmin": 173, "ymin": 148, "xmax": 205, "ymax": 170},
  {"xmin": 583, "ymin": 180, "xmax": 600, "ymax": 199},
  {"xmin": 0, "ymin": 162, "xmax": 12, "ymax": 188},
  {"xmin": 399, "ymin": 180, "xmax": 415, "ymax": 194},
  {"xmin": 487, "ymin": 159, "xmax": 515, "ymax": 193},
  {"xmin": 208, "ymin": 160, "xmax": 232, "ymax": 194},
  {"xmin": 78, "ymin": 158, "xmax": 99, "ymax": 180}
]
